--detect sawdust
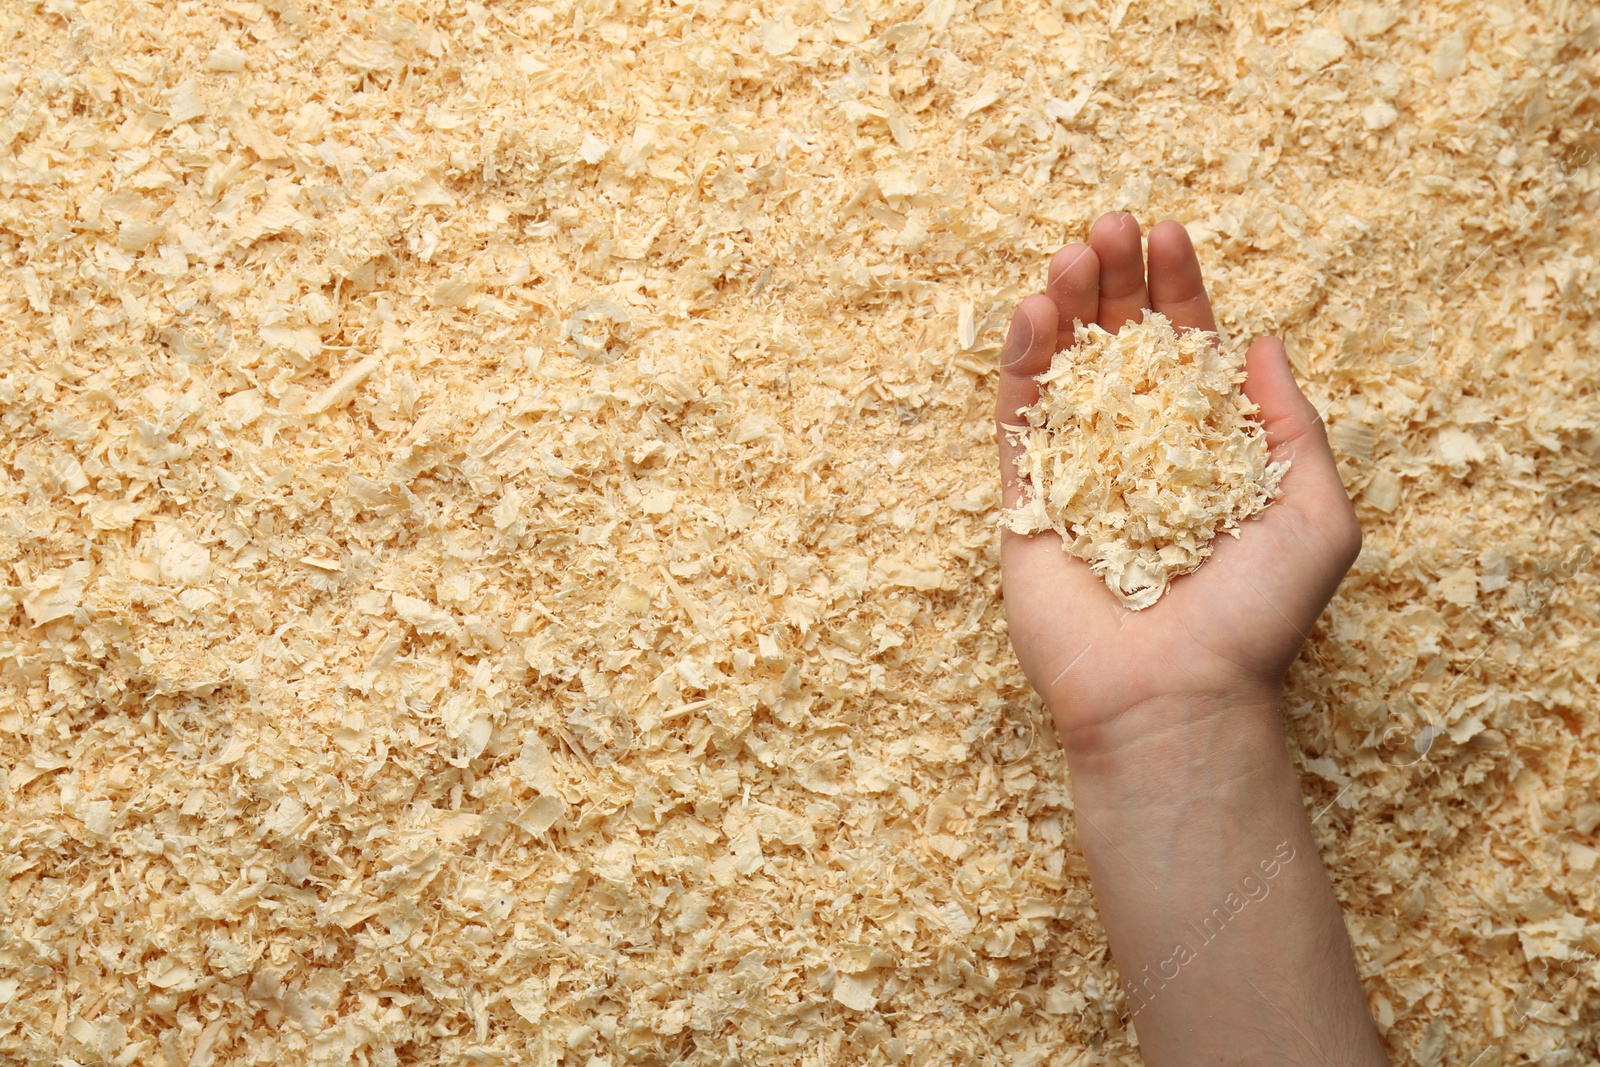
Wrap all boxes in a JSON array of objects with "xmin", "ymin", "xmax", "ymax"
[
  {"xmin": 0, "ymin": 1, "xmax": 1597, "ymax": 1065},
  {"xmin": 1002, "ymin": 311, "xmax": 1285, "ymax": 609}
]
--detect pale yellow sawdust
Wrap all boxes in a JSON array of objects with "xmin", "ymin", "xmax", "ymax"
[
  {"xmin": 0, "ymin": 2, "xmax": 1598, "ymax": 1066},
  {"xmin": 1002, "ymin": 311, "xmax": 1286, "ymax": 609}
]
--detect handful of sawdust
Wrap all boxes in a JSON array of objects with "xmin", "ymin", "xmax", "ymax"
[{"xmin": 1002, "ymin": 311, "xmax": 1288, "ymax": 610}]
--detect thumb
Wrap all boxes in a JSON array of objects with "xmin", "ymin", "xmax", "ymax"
[{"xmin": 1241, "ymin": 336, "xmax": 1361, "ymax": 556}]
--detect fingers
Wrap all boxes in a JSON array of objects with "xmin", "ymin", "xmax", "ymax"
[
  {"xmin": 997, "ymin": 294, "xmax": 1060, "ymax": 506},
  {"xmin": 1088, "ymin": 212, "xmax": 1150, "ymax": 330},
  {"xmin": 1045, "ymin": 243, "xmax": 1099, "ymax": 352},
  {"xmin": 1147, "ymin": 220, "xmax": 1217, "ymax": 334}
]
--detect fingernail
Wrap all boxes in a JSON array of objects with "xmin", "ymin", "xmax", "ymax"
[{"xmin": 1001, "ymin": 313, "xmax": 1033, "ymax": 367}]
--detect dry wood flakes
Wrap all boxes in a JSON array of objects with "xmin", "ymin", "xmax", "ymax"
[
  {"xmin": 1002, "ymin": 311, "xmax": 1285, "ymax": 608},
  {"xmin": 0, "ymin": 1, "xmax": 1597, "ymax": 1065}
]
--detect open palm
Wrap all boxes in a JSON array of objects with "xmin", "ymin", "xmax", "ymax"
[{"xmin": 998, "ymin": 213, "xmax": 1362, "ymax": 747}]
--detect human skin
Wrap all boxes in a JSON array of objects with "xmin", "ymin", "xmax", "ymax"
[{"xmin": 997, "ymin": 212, "xmax": 1390, "ymax": 1065}]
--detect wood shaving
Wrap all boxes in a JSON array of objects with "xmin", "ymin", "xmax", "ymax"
[
  {"xmin": 0, "ymin": 1, "xmax": 1596, "ymax": 1065},
  {"xmin": 1003, "ymin": 311, "xmax": 1285, "ymax": 608}
]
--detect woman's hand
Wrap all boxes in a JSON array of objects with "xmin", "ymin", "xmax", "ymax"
[
  {"xmin": 997, "ymin": 212, "xmax": 1361, "ymax": 757},
  {"xmin": 996, "ymin": 214, "xmax": 1390, "ymax": 1066}
]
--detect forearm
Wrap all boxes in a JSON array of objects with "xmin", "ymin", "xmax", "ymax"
[{"xmin": 1060, "ymin": 694, "xmax": 1389, "ymax": 1066}]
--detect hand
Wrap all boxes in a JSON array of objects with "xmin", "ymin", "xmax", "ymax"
[
  {"xmin": 997, "ymin": 212, "xmax": 1362, "ymax": 753},
  {"xmin": 998, "ymin": 216, "xmax": 1390, "ymax": 1065}
]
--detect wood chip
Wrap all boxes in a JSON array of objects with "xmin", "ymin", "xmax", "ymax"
[
  {"xmin": 0, "ymin": 1, "xmax": 1593, "ymax": 1064},
  {"xmin": 1003, "ymin": 311, "xmax": 1285, "ymax": 608}
]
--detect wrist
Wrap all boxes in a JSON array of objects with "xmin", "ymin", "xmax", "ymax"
[{"xmin": 1055, "ymin": 689, "xmax": 1293, "ymax": 815}]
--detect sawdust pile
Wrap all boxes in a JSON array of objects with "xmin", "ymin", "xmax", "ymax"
[
  {"xmin": 1002, "ymin": 311, "xmax": 1285, "ymax": 609},
  {"xmin": 1, "ymin": 1, "xmax": 1597, "ymax": 1065}
]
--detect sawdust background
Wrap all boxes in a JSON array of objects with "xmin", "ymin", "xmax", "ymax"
[{"xmin": 1, "ymin": 0, "xmax": 1597, "ymax": 1064}]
